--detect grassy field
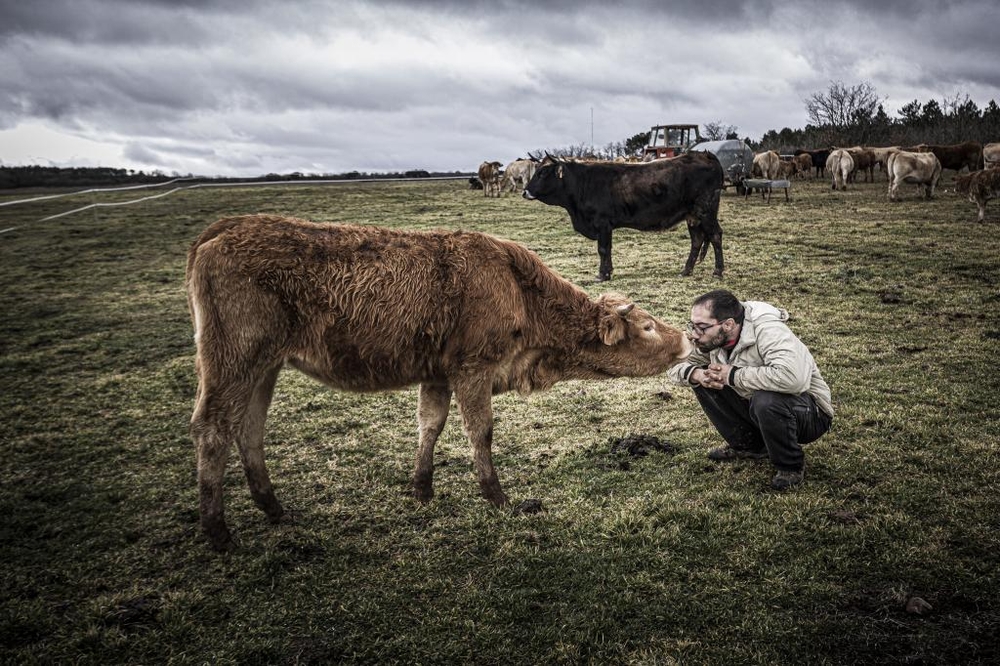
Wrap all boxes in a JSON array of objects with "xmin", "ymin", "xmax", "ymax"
[{"xmin": 1, "ymin": 172, "xmax": 998, "ymax": 665}]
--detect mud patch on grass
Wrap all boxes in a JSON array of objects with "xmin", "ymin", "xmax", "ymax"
[{"xmin": 608, "ymin": 434, "xmax": 678, "ymax": 457}]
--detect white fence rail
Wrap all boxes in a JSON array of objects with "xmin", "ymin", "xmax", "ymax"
[{"xmin": 0, "ymin": 175, "xmax": 469, "ymax": 235}]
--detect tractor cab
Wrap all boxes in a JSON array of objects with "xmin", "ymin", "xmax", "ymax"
[{"xmin": 643, "ymin": 124, "xmax": 702, "ymax": 160}]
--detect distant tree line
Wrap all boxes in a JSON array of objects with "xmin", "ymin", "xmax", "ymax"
[
  {"xmin": 536, "ymin": 83, "xmax": 999, "ymax": 160},
  {"xmin": 0, "ymin": 165, "xmax": 464, "ymax": 190},
  {"xmin": 0, "ymin": 166, "xmax": 175, "ymax": 190},
  {"xmin": 757, "ymin": 82, "xmax": 1000, "ymax": 154}
]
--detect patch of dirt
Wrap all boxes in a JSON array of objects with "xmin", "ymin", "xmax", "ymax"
[
  {"xmin": 103, "ymin": 596, "xmax": 160, "ymax": 632},
  {"xmin": 827, "ymin": 509, "xmax": 864, "ymax": 525},
  {"xmin": 608, "ymin": 434, "xmax": 678, "ymax": 457},
  {"xmin": 513, "ymin": 499, "xmax": 544, "ymax": 515},
  {"xmin": 879, "ymin": 291, "xmax": 903, "ymax": 304},
  {"xmin": 896, "ymin": 345, "xmax": 928, "ymax": 354}
]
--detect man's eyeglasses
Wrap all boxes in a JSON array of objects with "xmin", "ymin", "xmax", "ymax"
[{"xmin": 686, "ymin": 320, "xmax": 724, "ymax": 336}]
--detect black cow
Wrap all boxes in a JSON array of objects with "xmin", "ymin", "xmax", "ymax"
[
  {"xmin": 794, "ymin": 148, "xmax": 831, "ymax": 178},
  {"xmin": 522, "ymin": 153, "xmax": 725, "ymax": 281}
]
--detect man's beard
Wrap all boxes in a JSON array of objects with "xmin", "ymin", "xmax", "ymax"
[{"xmin": 696, "ymin": 330, "xmax": 727, "ymax": 353}]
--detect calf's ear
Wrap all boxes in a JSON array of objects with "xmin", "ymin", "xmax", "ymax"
[
  {"xmin": 599, "ymin": 304, "xmax": 633, "ymax": 346},
  {"xmin": 600, "ymin": 313, "xmax": 627, "ymax": 345}
]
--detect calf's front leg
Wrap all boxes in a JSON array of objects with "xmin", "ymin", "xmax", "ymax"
[
  {"xmin": 453, "ymin": 378, "xmax": 507, "ymax": 506},
  {"xmin": 413, "ymin": 382, "xmax": 452, "ymax": 502}
]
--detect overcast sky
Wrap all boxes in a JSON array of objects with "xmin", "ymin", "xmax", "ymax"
[{"xmin": 2, "ymin": 0, "xmax": 999, "ymax": 177}]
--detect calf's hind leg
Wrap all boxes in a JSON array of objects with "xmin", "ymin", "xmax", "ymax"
[
  {"xmin": 191, "ymin": 377, "xmax": 256, "ymax": 552},
  {"xmin": 235, "ymin": 365, "xmax": 284, "ymax": 522},
  {"xmin": 191, "ymin": 360, "xmax": 282, "ymax": 551}
]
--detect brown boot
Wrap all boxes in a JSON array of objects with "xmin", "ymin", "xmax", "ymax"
[
  {"xmin": 707, "ymin": 445, "xmax": 768, "ymax": 461},
  {"xmin": 771, "ymin": 469, "xmax": 804, "ymax": 490}
]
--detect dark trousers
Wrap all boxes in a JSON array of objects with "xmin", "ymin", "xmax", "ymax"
[{"xmin": 693, "ymin": 387, "xmax": 832, "ymax": 472}]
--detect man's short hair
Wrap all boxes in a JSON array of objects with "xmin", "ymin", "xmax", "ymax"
[{"xmin": 693, "ymin": 289, "xmax": 745, "ymax": 324}]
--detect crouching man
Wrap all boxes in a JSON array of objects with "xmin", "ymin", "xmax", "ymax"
[{"xmin": 668, "ymin": 289, "xmax": 834, "ymax": 489}]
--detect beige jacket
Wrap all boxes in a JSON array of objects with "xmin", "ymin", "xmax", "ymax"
[{"xmin": 667, "ymin": 301, "xmax": 834, "ymax": 417}]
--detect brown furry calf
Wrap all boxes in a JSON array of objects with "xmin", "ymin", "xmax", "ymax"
[
  {"xmin": 955, "ymin": 168, "xmax": 1000, "ymax": 222},
  {"xmin": 186, "ymin": 215, "xmax": 693, "ymax": 551},
  {"xmin": 792, "ymin": 153, "xmax": 813, "ymax": 179}
]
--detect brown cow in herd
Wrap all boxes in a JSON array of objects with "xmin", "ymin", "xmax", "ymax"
[
  {"xmin": 846, "ymin": 147, "xmax": 876, "ymax": 183},
  {"xmin": 794, "ymin": 148, "xmax": 831, "ymax": 178},
  {"xmin": 917, "ymin": 142, "xmax": 983, "ymax": 173},
  {"xmin": 186, "ymin": 215, "xmax": 693, "ymax": 551},
  {"xmin": 776, "ymin": 159, "xmax": 798, "ymax": 180},
  {"xmin": 793, "ymin": 153, "xmax": 813, "ymax": 178},
  {"xmin": 955, "ymin": 168, "xmax": 1000, "ymax": 222},
  {"xmin": 477, "ymin": 161, "xmax": 503, "ymax": 197}
]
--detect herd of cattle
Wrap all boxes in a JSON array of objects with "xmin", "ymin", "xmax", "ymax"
[
  {"xmin": 776, "ymin": 142, "xmax": 999, "ymax": 206},
  {"xmin": 757, "ymin": 141, "xmax": 1000, "ymax": 216},
  {"xmin": 473, "ymin": 141, "xmax": 1000, "ymax": 279}
]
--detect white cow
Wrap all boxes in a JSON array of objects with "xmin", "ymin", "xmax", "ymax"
[
  {"xmin": 886, "ymin": 151, "xmax": 942, "ymax": 201},
  {"xmin": 869, "ymin": 146, "xmax": 901, "ymax": 180},
  {"xmin": 983, "ymin": 142, "xmax": 1000, "ymax": 169},
  {"xmin": 752, "ymin": 150, "xmax": 781, "ymax": 180},
  {"xmin": 502, "ymin": 159, "xmax": 539, "ymax": 193},
  {"xmin": 826, "ymin": 149, "xmax": 855, "ymax": 191}
]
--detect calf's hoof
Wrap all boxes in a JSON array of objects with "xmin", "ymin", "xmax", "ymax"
[
  {"xmin": 413, "ymin": 483, "xmax": 434, "ymax": 504},
  {"xmin": 205, "ymin": 526, "xmax": 236, "ymax": 553},
  {"xmin": 267, "ymin": 509, "xmax": 295, "ymax": 525},
  {"xmin": 257, "ymin": 496, "xmax": 285, "ymax": 522},
  {"xmin": 595, "ymin": 273, "xmax": 611, "ymax": 283},
  {"xmin": 483, "ymin": 488, "xmax": 510, "ymax": 507},
  {"xmin": 712, "ymin": 269, "xmax": 724, "ymax": 278}
]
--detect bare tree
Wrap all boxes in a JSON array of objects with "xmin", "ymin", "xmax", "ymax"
[
  {"xmin": 703, "ymin": 121, "xmax": 739, "ymax": 141},
  {"xmin": 805, "ymin": 81, "xmax": 880, "ymax": 129}
]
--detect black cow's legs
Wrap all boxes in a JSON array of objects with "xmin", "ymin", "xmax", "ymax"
[
  {"xmin": 682, "ymin": 226, "xmax": 704, "ymax": 276},
  {"xmin": 710, "ymin": 230, "xmax": 724, "ymax": 277},
  {"xmin": 597, "ymin": 228, "xmax": 613, "ymax": 281}
]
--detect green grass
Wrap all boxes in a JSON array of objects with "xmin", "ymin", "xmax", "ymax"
[{"xmin": 1, "ymin": 175, "xmax": 998, "ymax": 664}]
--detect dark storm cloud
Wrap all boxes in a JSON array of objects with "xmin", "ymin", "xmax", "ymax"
[
  {"xmin": 1, "ymin": 0, "xmax": 997, "ymax": 176},
  {"xmin": 0, "ymin": 0, "xmax": 213, "ymax": 45},
  {"xmin": 382, "ymin": 0, "xmax": 780, "ymax": 25}
]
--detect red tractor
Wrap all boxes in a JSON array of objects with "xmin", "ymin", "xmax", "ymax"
[{"xmin": 642, "ymin": 124, "xmax": 702, "ymax": 160}]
